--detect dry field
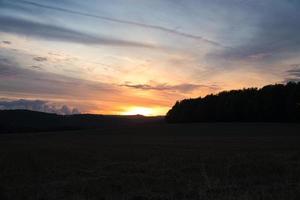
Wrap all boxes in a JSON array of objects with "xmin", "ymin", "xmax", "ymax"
[{"xmin": 0, "ymin": 123, "xmax": 300, "ymax": 199}]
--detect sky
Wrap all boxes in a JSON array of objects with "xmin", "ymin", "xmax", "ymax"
[{"xmin": 1, "ymin": 0, "xmax": 300, "ymax": 115}]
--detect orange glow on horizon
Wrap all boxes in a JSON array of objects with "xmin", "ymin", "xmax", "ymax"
[{"xmin": 120, "ymin": 106, "xmax": 167, "ymax": 116}]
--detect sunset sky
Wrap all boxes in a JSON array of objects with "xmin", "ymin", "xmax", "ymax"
[{"xmin": 1, "ymin": 0, "xmax": 300, "ymax": 115}]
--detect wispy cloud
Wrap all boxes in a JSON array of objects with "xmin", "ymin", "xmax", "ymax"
[
  {"xmin": 2, "ymin": 40, "xmax": 11, "ymax": 45},
  {"xmin": 0, "ymin": 16, "xmax": 156, "ymax": 48},
  {"xmin": 284, "ymin": 64, "xmax": 300, "ymax": 83},
  {"xmin": 7, "ymin": 0, "xmax": 222, "ymax": 47},
  {"xmin": 209, "ymin": 1, "xmax": 300, "ymax": 62},
  {"xmin": 33, "ymin": 56, "xmax": 47, "ymax": 62},
  {"xmin": 287, "ymin": 69, "xmax": 300, "ymax": 77},
  {"xmin": 30, "ymin": 65, "xmax": 43, "ymax": 70},
  {"xmin": 121, "ymin": 82, "xmax": 220, "ymax": 93},
  {"xmin": 0, "ymin": 57, "xmax": 121, "ymax": 99}
]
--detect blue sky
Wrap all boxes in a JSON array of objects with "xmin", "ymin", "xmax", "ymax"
[{"xmin": 1, "ymin": 0, "xmax": 300, "ymax": 115}]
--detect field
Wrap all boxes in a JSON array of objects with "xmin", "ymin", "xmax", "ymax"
[{"xmin": 1, "ymin": 123, "xmax": 300, "ymax": 200}]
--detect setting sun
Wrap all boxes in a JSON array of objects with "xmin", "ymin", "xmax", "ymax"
[{"xmin": 121, "ymin": 107, "xmax": 154, "ymax": 116}]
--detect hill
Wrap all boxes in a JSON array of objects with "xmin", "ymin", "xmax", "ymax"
[
  {"xmin": 166, "ymin": 82, "xmax": 300, "ymax": 123},
  {"xmin": 0, "ymin": 110, "xmax": 163, "ymax": 133}
]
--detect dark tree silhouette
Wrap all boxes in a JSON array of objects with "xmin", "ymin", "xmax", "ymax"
[{"xmin": 166, "ymin": 82, "xmax": 300, "ymax": 123}]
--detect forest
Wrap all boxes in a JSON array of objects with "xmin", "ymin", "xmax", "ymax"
[{"xmin": 166, "ymin": 82, "xmax": 300, "ymax": 123}]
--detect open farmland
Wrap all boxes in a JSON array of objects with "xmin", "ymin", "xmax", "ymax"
[{"xmin": 0, "ymin": 123, "xmax": 300, "ymax": 199}]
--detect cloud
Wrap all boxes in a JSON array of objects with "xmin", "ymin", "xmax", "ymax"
[
  {"xmin": 121, "ymin": 82, "xmax": 219, "ymax": 93},
  {"xmin": 4, "ymin": 0, "xmax": 222, "ymax": 47},
  {"xmin": 0, "ymin": 16, "xmax": 155, "ymax": 48},
  {"xmin": 0, "ymin": 56, "xmax": 121, "ymax": 99},
  {"xmin": 287, "ymin": 69, "xmax": 300, "ymax": 77},
  {"xmin": 203, "ymin": 0, "xmax": 300, "ymax": 66},
  {"xmin": 0, "ymin": 57, "xmax": 174, "ymax": 114},
  {"xmin": 2, "ymin": 40, "xmax": 11, "ymax": 44},
  {"xmin": 0, "ymin": 99, "xmax": 80, "ymax": 115},
  {"xmin": 30, "ymin": 65, "xmax": 43, "ymax": 70},
  {"xmin": 33, "ymin": 56, "xmax": 47, "ymax": 62},
  {"xmin": 283, "ymin": 64, "xmax": 300, "ymax": 83}
]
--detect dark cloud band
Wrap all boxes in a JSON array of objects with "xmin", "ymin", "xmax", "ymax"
[
  {"xmin": 285, "ymin": 65, "xmax": 300, "ymax": 83},
  {"xmin": 0, "ymin": 16, "xmax": 155, "ymax": 48},
  {"xmin": 7, "ymin": 0, "xmax": 222, "ymax": 47},
  {"xmin": 121, "ymin": 82, "xmax": 219, "ymax": 93}
]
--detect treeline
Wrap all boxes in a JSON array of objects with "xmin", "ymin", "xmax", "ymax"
[{"xmin": 166, "ymin": 82, "xmax": 300, "ymax": 123}]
